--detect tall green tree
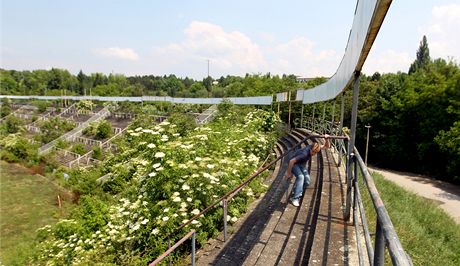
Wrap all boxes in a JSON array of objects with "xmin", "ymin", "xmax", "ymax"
[{"xmin": 409, "ymin": 35, "xmax": 431, "ymax": 74}]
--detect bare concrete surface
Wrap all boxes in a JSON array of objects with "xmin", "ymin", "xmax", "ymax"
[{"xmin": 370, "ymin": 167, "xmax": 460, "ymax": 224}]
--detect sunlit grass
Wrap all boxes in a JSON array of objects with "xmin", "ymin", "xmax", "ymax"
[
  {"xmin": 0, "ymin": 161, "xmax": 72, "ymax": 265},
  {"xmin": 359, "ymin": 172, "xmax": 460, "ymax": 266}
]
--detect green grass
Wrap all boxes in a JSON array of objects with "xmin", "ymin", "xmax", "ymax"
[
  {"xmin": 0, "ymin": 161, "xmax": 73, "ymax": 265},
  {"xmin": 360, "ymin": 172, "xmax": 460, "ymax": 266}
]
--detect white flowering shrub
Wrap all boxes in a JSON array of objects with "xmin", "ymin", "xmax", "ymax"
[{"xmin": 34, "ymin": 108, "xmax": 281, "ymax": 265}]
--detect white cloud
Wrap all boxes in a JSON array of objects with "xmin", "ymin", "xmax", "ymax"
[
  {"xmin": 151, "ymin": 21, "xmax": 341, "ymax": 79},
  {"xmin": 152, "ymin": 21, "xmax": 265, "ymax": 78},
  {"xmin": 422, "ymin": 4, "xmax": 460, "ymax": 61},
  {"xmin": 362, "ymin": 49, "xmax": 412, "ymax": 74},
  {"xmin": 93, "ymin": 47, "xmax": 139, "ymax": 61},
  {"xmin": 265, "ymin": 37, "xmax": 339, "ymax": 77}
]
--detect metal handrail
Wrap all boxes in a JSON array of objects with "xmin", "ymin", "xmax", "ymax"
[
  {"xmin": 148, "ymin": 230, "xmax": 196, "ymax": 266},
  {"xmin": 351, "ymin": 147, "xmax": 412, "ymax": 265},
  {"xmin": 294, "ymin": 125, "xmax": 411, "ymax": 265}
]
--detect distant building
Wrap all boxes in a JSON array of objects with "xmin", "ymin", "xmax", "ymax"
[
  {"xmin": 295, "ymin": 76, "xmax": 315, "ymax": 83},
  {"xmin": 295, "ymin": 76, "xmax": 330, "ymax": 83}
]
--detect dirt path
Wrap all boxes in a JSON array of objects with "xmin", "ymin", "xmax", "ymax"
[{"xmin": 369, "ymin": 167, "xmax": 460, "ymax": 224}]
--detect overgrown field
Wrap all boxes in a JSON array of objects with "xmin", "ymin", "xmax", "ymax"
[{"xmin": 0, "ymin": 161, "xmax": 73, "ymax": 265}]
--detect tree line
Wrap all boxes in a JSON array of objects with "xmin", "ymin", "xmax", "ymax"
[{"xmin": 0, "ymin": 67, "xmax": 310, "ymax": 97}]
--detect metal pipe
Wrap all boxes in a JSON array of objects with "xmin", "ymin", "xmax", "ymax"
[
  {"xmin": 353, "ymin": 155, "xmax": 358, "ymax": 226},
  {"xmin": 365, "ymin": 125, "xmax": 371, "ymax": 166},
  {"xmin": 374, "ymin": 221, "xmax": 385, "ymax": 266},
  {"xmin": 149, "ymin": 230, "xmax": 197, "ymax": 266},
  {"xmin": 300, "ymin": 104, "xmax": 304, "ymax": 128},
  {"xmin": 353, "ymin": 178, "xmax": 365, "ymax": 266},
  {"xmin": 355, "ymin": 181, "xmax": 375, "ymax": 263},
  {"xmin": 345, "ymin": 71, "xmax": 361, "ymax": 221},
  {"xmin": 223, "ymin": 198, "xmax": 228, "ymax": 242},
  {"xmin": 312, "ymin": 105, "xmax": 316, "ymax": 131},
  {"xmin": 338, "ymin": 92, "xmax": 345, "ymax": 166},
  {"xmin": 322, "ymin": 103, "xmax": 326, "ymax": 133},
  {"xmin": 168, "ymin": 237, "xmax": 171, "ymax": 266},
  {"xmin": 192, "ymin": 231, "xmax": 196, "ymax": 266}
]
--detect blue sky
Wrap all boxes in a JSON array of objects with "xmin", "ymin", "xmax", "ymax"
[{"xmin": 1, "ymin": 0, "xmax": 459, "ymax": 80}]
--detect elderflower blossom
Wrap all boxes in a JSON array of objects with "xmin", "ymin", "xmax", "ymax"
[
  {"xmin": 173, "ymin": 196, "xmax": 181, "ymax": 202},
  {"xmin": 154, "ymin": 152, "xmax": 165, "ymax": 158}
]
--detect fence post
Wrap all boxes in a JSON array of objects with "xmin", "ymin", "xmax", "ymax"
[
  {"xmin": 223, "ymin": 198, "xmax": 228, "ymax": 242},
  {"xmin": 374, "ymin": 220, "xmax": 385, "ymax": 265}
]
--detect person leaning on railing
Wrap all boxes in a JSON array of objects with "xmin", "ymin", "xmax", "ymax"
[{"xmin": 283, "ymin": 134, "xmax": 331, "ymax": 207}]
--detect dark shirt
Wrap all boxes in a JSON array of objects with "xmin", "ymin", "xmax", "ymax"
[{"xmin": 292, "ymin": 145, "xmax": 313, "ymax": 165}]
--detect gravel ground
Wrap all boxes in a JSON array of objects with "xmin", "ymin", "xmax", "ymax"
[{"xmin": 369, "ymin": 167, "xmax": 460, "ymax": 224}]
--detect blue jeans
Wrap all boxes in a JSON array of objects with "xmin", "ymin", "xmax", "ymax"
[{"xmin": 291, "ymin": 164, "xmax": 311, "ymax": 200}]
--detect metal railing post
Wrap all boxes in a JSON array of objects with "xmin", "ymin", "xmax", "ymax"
[
  {"xmin": 192, "ymin": 231, "xmax": 196, "ymax": 266},
  {"xmin": 312, "ymin": 105, "xmax": 316, "ymax": 131},
  {"xmin": 168, "ymin": 237, "xmax": 171, "ymax": 266},
  {"xmin": 374, "ymin": 220, "xmax": 385, "ymax": 266},
  {"xmin": 345, "ymin": 71, "xmax": 361, "ymax": 221},
  {"xmin": 353, "ymin": 155, "xmax": 358, "ymax": 226},
  {"xmin": 338, "ymin": 92, "xmax": 345, "ymax": 166},
  {"xmin": 322, "ymin": 102, "xmax": 326, "ymax": 134},
  {"xmin": 300, "ymin": 104, "xmax": 304, "ymax": 128},
  {"xmin": 223, "ymin": 198, "xmax": 228, "ymax": 242}
]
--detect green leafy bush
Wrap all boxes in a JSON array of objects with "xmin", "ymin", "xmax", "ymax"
[
  {"xmin": 0, "ymin": 133, "xmax": 39, "ymax": 164},
  {"xmin": 71, "ymin": 143, "xmax": 87, "ymax": 155},
  {"xmin": 5, "ymin": 115, "xmax": 23, "ymax": 133},
  {"xmin": 39, "ymin": 117, "xmax": 75, "ymax": 144},
  {"xmin": 167, "ymin": 112, "xmax": 197, "ymax": 136},
  {"xmin": 95, "ymin": 121, "xmax": 113, "ymax": 140},
  {"xmin": 82, "ymin": 122, "xmax": 98, "ymax": 137},
  {"xmin": 0, "ymin": 98, "xmax": 11, "ymax": 118},
  {"xmin": 92, "ymin": 145, "xmax": 103, "ymax": 160}
]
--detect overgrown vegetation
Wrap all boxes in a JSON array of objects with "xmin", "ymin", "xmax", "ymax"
[
  {"xmin": 360, "ymin": 172, "xmax": 460, "ymax": 265},
  {"xmin": 0, "ymin": 133, "xmax": 40, "ymax": 165},
  {"xmin": 28, "ymin": 106, "xmax": 282, "ymax": 265}
]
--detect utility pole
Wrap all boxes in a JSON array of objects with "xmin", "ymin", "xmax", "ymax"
[
  {"xmin": 207, "ymin": 59, "xmax": 211, "ymax": 97},
  {"xmin": 365, "ymin": 125, "xmax": 371, "ymax": 166}
]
